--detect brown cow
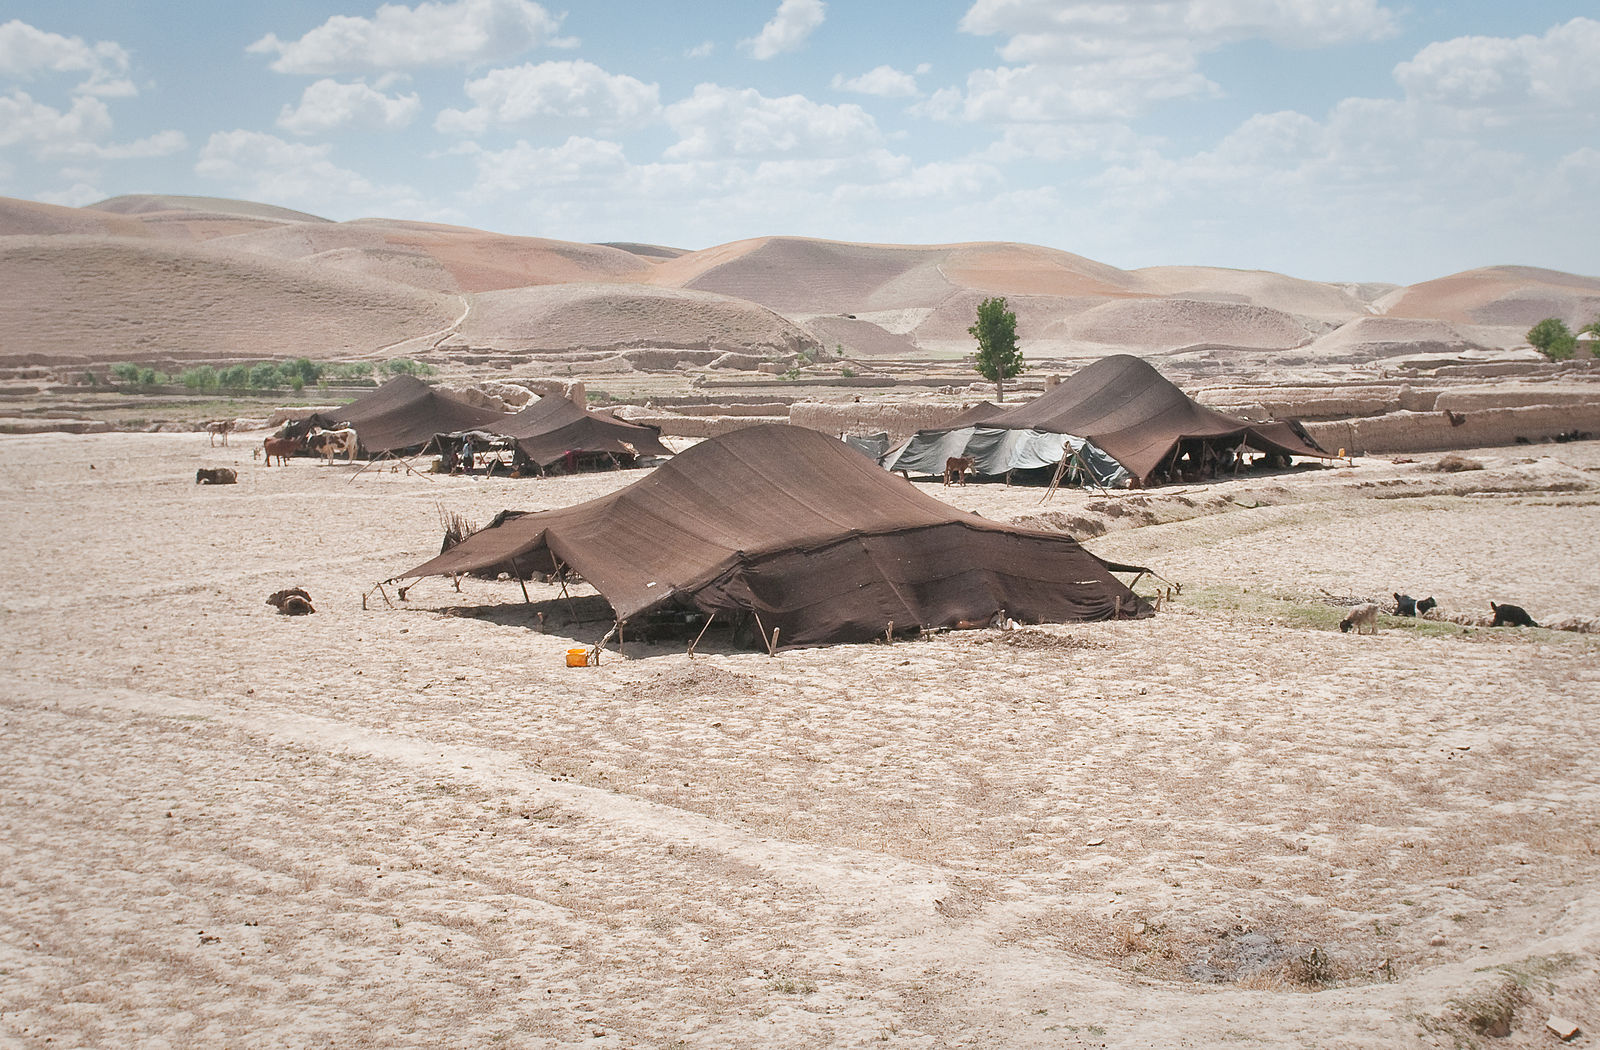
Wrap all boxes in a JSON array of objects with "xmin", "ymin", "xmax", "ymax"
[
  {"xmin": 262, "ymin": 436, "xmax": 300, "ymax": 466},
  {"xmin": 943, "ymin": 456, "xmax": 975, "ymax": 486}
]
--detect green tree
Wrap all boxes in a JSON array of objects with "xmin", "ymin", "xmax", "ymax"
[
  {"xmin": 218, "ymin": 364, "xmax": 250, "ymax": 389},
  {"xmin": 249, "ymin": 361, "xmax": 283, "ymax": 388},
  {"xmin": 969, "ymin": 296, "xmax": 1025, "ymax": 401},
  {"xmin": 1527, "ymin": 317, "xmax": 1576, "ymax": 361},
  {"xmin": 180, "ymin": 365, "xmax": 219, "ymax": 391}
]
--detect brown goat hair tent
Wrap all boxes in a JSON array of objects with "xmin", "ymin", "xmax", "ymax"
[
  {"xmin": 390, "ymin": 424, "xmax": 1151, "ymax": 649},
  {"xmin": 494, "ymin": 395, "xmax": 671, "ymax": 468},
  {"xmin": 306, "ymin": 375, "xmax": 506, "ymax": 455},
  {"xmin": 979, "ymin": 355, "xmax": 1328, "ymax": 484}
]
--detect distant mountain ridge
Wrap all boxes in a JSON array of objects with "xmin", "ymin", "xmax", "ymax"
[{"xmin": 1, "ymin": 193, "xmax": 1596, "ymax": 366}]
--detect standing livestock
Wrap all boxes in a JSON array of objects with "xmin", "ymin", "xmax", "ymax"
[
  {"xmin": 943, "ymin": 456, "xmax": 976, "ymax": 487},
  {"xmin": 262, "ymin": 436, "xmax": 301, "ymax": 466},
  {"xmin": 306, "ymin": 427, "xmax": 358, "ymax": 464},
  {"xmin": 1339, "ymin": 602, "xmax": 1381, "ymax": 634}
]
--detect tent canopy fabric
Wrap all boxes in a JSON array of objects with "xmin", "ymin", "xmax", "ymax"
[
  {"xmin": 978, "ymin": 355, "xmax": 1328, "ymax": 483},
  {"xmin": 492, "ymin": 395, "xmax": 671, "ymax": 467},
  {"xmin": 392, "ymin": 423, "xmax": 1151, "ymax": 648},
  {"xmin": 310, "ymin": 375, "xmax": 506, "ymax": 455},
  {"xmin": 888, "ymin": 356, "xmax": 1328, "ymax": 485}
]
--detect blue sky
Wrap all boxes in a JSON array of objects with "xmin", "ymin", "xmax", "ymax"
[{"xmin": 2, "ymin": 0, "xmax": 1596, "ymax": 284}]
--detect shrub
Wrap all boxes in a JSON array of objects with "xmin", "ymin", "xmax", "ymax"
[
  {"xmin": 218, "ymin": 365, "xmax": 250, "ymax": 389},
  {"xmin": 249, "ymin": 362, "xmax": 283, "ymax": 388},
  {"xmin": 1527, "ymin": 317, "xmax": 1576, "ymax": 361},
  {"xmin": 180, "ymin": 366, "xmax": 219, "ymax": 391},
  {"xmin": 137, "ymin": 367, "xmax": 159, "ymax": 386},
  {"xmin": 109, "ymin": 362, "xmax": 140, "ymax": 384}
]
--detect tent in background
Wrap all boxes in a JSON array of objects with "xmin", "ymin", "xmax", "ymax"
[
  {"xmin": 886, "ymin": 355, "xmax": 1328, "ymax": 486},
  {"xmin": 302, "ymin": 375, "xmax": 506, "ymax": 456},
  {"xmin": 389, "ymin": 424, "xmax": 1151, "ymax": 649},
  {"xmin": 492, "ymin": 395, "xmax": 671, "ymax": 471}
]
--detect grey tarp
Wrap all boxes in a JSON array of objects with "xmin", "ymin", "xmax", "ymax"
[
  {"xmin": 390, "ymin": 423, "xmax": 1152, "ymax": 649},
  {"xmin": 884, "ymin": 427, "xmax": 1130, "ymax": 488}
]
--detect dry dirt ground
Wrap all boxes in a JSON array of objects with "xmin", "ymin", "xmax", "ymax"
[{"xmin": 2, "ymin": 432, "xmax": 1598, "ymax": 1049}]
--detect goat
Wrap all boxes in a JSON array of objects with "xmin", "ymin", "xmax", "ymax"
[
  {"xmin": 204, "ymin": 420, "xmax": 233, "ymax": 446},
  {"xmin": 1445, "ymin": 410, "xmax": 1467, "ymax": 427},
  {"xmin": 266, "ymin": 587, "xmax": 315, "ymax": 615},
  {"xmin": 1489, "ymin": 602, "xmax": 1539, "ymax": 628},
  {"xmin": 943, "ymin": 455, "xmax": 976, "ymax": 487},
  {"xmin": 1339, "ymin": 602, "xmax": 1381, "ymax": 634},
  {"xmin": 195, "ymin": 467, "xmax": 237, "ymax": 485},
  {"xmin": 1394, "ymin": 593, "xmax": 1416, "ymax": 616},
  {"xmin": 262, "ymin": 436, "xmax": 300, "ymax": 466},
  {"xmin": 305, "ymin": 426, "xmax": 358, "ymax": 464}
]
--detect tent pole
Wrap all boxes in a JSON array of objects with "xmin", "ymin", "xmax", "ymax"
[
  {"xmin": 553, "ymin": 559, "xmax": 581, "ymax": 622},
  {"xmin": 688, "ymin": 612, "xmax": 716, "ymax": 658}
]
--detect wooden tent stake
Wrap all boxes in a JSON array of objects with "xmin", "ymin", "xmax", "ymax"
[
  {"xmin": 688, "ymin": 612, "xmax": 716, "ymax": 657},
  {"xmin": 768, "ymin": 626, "xmax": 779, "ymax": 656}
]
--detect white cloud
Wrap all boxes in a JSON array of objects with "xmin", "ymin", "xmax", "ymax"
[
  {"xmin": 1394, "ymin": 17, "xmax": 1600, "ymax": 126},
  {"xmin": 277, "ymin": 79, "xmax": 421, "ymax": 135},
  {"xmin": 0, "ymin": 19, "xmax": 135, "ymax": 96},
  {"xmin": 944, "ymin": 0, "xmax": 1396, "ymax": 124},
  {"xmin": 686, "ymin": 41, "xmax": 715, "ymax": 59},
  {"xmin": 664, "ymin": 84, "xmax": 880, "ymax": 159},
  {"xmin": 435, "ymin": 61, "xmax": 660, "ymax": 135},
  {"xmin": 0, "ymin": 91, "xmax": 112, "ymax": 149},
  {"xmin": 456, "ymin": 135, "xmax": 631, "ymax": 197},
  {"xmin": 831, "ymin": 65, "xmax": 921, "ymax": 98},
  {"xmin": 34, "ymin": 181, "xmax": 106, "ymax": 207},
  {"xmin": 741, "ymin": 0, "xmax": 826, "ymax": 60},
  {"xmin": 196, "ymin": 130, "xmax": 422, "ymax": 213},
  {"xmin": 960, "ymin": 0, "xmax": 1397, "ymax": 59},
  {"xmin": 247, "ymin": 0, "xmax": 573, "ymax": 75}
]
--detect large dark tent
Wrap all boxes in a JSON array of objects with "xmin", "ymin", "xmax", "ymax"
[
  {"xmin": 886, "ymin": 355, "xmax": 1329, "ymax": 486},
  {"xmin": 390, "ymin": 424, "xmax": 1151, "ymax": 649},
  {"xmin": 306, "ymin": 375, "xmax": 507, "ymax": 456},
  {"xmin": 491, "ymin": 395, "xmax": 672, "ymax": 470}
]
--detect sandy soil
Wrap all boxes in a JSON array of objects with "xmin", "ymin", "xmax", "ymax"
[{"xmin": 2, "ymin": 432, "xmax": 1598, "ymax": 1048}]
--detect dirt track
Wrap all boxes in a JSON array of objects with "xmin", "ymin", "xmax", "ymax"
[{"xmin": 2, "ymin": 432, "xmax": 1598, "ymax": 1048}]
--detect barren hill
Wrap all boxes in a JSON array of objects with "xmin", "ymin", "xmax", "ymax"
[
  {"xmin": 0, "ymin": 235, "xmax": 457, "ymax": 365},
  {"xmin": 1376, "ymin": 266, "xmax": 1600, "ymax": 328},
  {"xmin": 3, "ymin": 193, "xmax": 1597, "ymax": 367},
  {"xmin": 443, "ymin": 283, "xmax": 815, "ymax": 356}
]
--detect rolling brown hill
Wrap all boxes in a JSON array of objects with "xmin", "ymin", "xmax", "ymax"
[{"xmin": 2, "ymin": 193, "xmax": 1595, "ymax": 367}]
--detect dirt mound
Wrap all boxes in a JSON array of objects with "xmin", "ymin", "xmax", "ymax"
[
  {"xmin": 1048, "ymin": 297, "xmax": 1318, "ymax": 352},
  {"xmin": 443, "ymin": 282, "xmax": 818, "ymax": 356},
  {"xmin": 0, "ymin": 235, "xmax": 456, "ymax": 363},
  {"xmin": 1303, "ymin": 316, "xmax": 1511, "ymax": 360},
  {"xmin": 0, "ymin": 196, "xmax": 151, "ymax": 239},
  {"xmin": 87, "ymin": 194, "xmax": 330, "ymax": 224},
  {"xmin": 1131, "ymin": 265, "xmax": 1379, "ymax": 324},
  {"xmin": 1377, "ymin": 266, "xmax": 1600, "ymax": 329},
  {"xmin": 215, "ymin": 221, "xmax": 653, "ymax": 294}
]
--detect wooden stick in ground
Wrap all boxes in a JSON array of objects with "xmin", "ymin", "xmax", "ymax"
[
  {"xmin": 688, "ymin": 612, "xmax": 716, "ymax": 657},
  {"xmin": 591, "ymin": 620, "xmax": 619, "ymax": 665},
  {"xmin": 768, "ymin": 626, "xmax": 779, "ymax": 656}
]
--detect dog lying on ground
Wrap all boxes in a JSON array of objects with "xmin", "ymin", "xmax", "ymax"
[{"xmin": 266, "ymin": 587, "xmax": 315, "ymax": 615}]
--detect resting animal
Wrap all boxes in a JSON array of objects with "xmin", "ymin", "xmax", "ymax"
[
  {"xmin": 305, "ymin": 426, "xmax": 358, "ymax": 464},
  {"xmin": 262, "ymin": 436, "xmax": 300, "ymax": 466},
  {"xmin": 944, "ymin": 456, "xmax": 976, "ymax": 487},
  {"xmin": 195, "ymin": 467, "xmax": 237, "ymax": 485},
  {"xmin": 1490, "ymin": 602, "xmax": 1538, "ymax": 628},
  {"xmin": 266, "ymin": 587, "xmax": 315, "ymax": 615},
  {"xmin": 1339, "ymin": 602, "xmax": 1380, "ymax": 634}
]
